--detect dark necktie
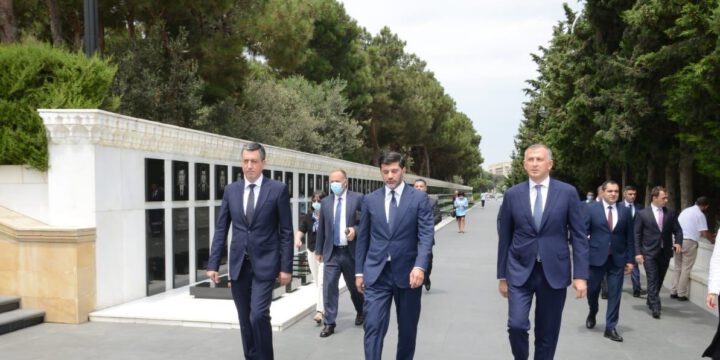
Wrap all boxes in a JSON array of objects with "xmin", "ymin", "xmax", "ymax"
[
  {"xmin": 334, "ymin": 197, "xmax": 342, "ymax": 245},
  {"xmin": 629, "ymin": 203, "xmax": 635, "ymax": 218},
  {"xmin": 533, "ymin": 185, "xmax": 543, "ymax": 230},
  {"xmin": 389, "ymin": 190, "xmax": 398, "ymax": 231},
  {"xmin": 607, "ymin": 206, "xmax": 614, "ymax": 232},
  {"xmin": 246, "ymin": 184, "xmax": 256, "ymax": 224}
]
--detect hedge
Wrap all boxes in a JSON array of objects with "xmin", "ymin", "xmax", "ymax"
[{"xmin": 0, "ymin": 41, "xmax": 117, "ymax": 170}]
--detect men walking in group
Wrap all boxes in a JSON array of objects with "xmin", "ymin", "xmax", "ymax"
[
  {"xmin": 315, "ymin": 169, "xmax": 365, "ymax": 337},
  {"xmin": 622, "ymin": 185, "xmax": 646, "ymax": 297},
  {"xmin": 413, "ymin": 178, "xmax": 443, "ymax": 291},
  {"xmin": 206, "ymin": 142, "xmax": 293, "ymax": 360},
  {"xmin": 671, "ymin": 196, "xmax": 712, "ymax": 301},
  {"xmin": 634, "ymin": 186, "xmax": 683, "ymax": 319},
  {"xmin": 497, "ymin": 143, "xmax": 588, "ymax": 360},
  {"xmin": 584, "ymin": 180, "xmax": 634, "ymax": 342},
  {"xmin": 356, "ymin": 151, "xmax": 434, "ymax": 360}
]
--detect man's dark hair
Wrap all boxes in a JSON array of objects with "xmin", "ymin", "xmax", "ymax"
[
  {"xmin": 378, "ymin": 151, "xmax": 405, "ymax": 168},
  {"xmin": 242, "ymin": 142, "xmax": 266, "ymax": 160},
  {"xmin": 696, "ymin": 196, "xmax": 710, "ymax": 207},
  {"xmin": 624, "ymin": 185, "xmax": 637, "ymax": 192},
  {"xmin": 414, "ymin": 178, "xmax": 427, "ymax": 186},
  {"xmin": 601, "ymin": 180, "xmax": 619, "ymax": 191},
  {"xmin": 651, "ymin": 186, "xmax": 667, "ymax": 199}
]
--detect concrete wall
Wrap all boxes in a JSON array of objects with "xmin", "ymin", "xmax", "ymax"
[{"xmin": 0, "ymin": 166, "xmax": 49, "ymax": 223}]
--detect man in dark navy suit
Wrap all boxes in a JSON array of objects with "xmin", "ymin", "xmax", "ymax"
[
  {"xmin": 355, "ymin": 151, "xmax": 434, "ymax": 360},
  {"xmin": 207, "ymin": 142, "xmax": 293, "ymax": 360},
  {"xmin": 634, "ymin": 186, "xmax": 683, "ymax": 319},
  {"xmin": 315, "ymin": 169, "xmax": 364, "ymax": 337},
  {"xmin": 497, "ymin": 143, "xmax": 588, "ymax": 360},
  {"xmin": 584, "ymin": 180, "xmax": 634, "ymax": 342},
  {"xmin": 622, "ymin": 185, "xmax": 646, "ymax": 297}
]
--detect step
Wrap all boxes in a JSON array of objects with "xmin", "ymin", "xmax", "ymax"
[
  {"xmin": 0, "ymin": 309, "xmax": 45, "ymax": 336},
  {"xmin": 0, "ymin": 296, "xmax": 20, "ymax": 314}
]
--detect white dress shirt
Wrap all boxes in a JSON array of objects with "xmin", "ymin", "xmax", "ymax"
[
  {"xmin": 333, "ymin": 190, "xmax": 349, "ymax": 246},
  {"xmin": 651, "ymin": 204, "xmax": 663, "ymax": 228},
  {"xmin": 708, "ymin": 233, "xmax": 720, "ymax": 294},
  {"xmin": 602, "ymin": 200, "xmax": 618, "ymax": 230},
  {"xmin": 243, "ymin": 174, "xmax": 263, "ymax": 213},
  {"xmin": 385, "ymin": 181, "xmax": 406, "ymax": 222},
  {"xmin": 528, "ymin": 176, "xmax": 549, "ymax": 215}
]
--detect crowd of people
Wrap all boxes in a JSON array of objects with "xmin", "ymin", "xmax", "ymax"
[{"xmin": 497, "ymin": 143, "xmax": 718, "ymax": 360}]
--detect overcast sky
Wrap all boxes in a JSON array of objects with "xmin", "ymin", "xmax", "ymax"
[{"xmin": 340, "ymin": 0, "xmax": 582, "ymax": 168}]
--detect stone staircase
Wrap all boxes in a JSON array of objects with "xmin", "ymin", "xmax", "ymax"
[{"xmin": 0, "ymin": 296, "xmax": 45, "ymax": 335}]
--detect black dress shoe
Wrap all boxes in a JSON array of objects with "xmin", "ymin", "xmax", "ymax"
[
  {"xmin": 424, "ymin": 278, "xmax": 431, "ymax": 291},
  {"xmin": 586, "ymin": 314, "xmax": 596, "ymax": 329},
  {"xmin": 320, "ymin": 325, "xmax": 335, "ymax": 337},
  {"xmin": 640, "ymin": 289, "xmax": 648, "ymax": 296},
  {"xmin": 670, "ymin": 293, "xmax": 678, "ymax": 299},
  {"xmin": 354, "ymin": 313, "xmax": 364, "ymax": 326},
  {"xmin": 604, "ymin": 329, "xmax": 623, "ymax": 342},
  {"xmin": 601, "ymin": 292, "xmax": 608, "ymax": 300},
  {"xmin": 633, "ymin": 289, "xmax": 641, "ymax": 298},
  {"xmin": 677, "ymin": 296, "xmax": 689, "ymax": 301},
  {"xmin": 652, "ymin": 310, "xmax": 661, "ymax": 319}
]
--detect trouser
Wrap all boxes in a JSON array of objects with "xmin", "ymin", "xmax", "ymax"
[
  {"xmin": 307, "ymin": 249, "xmax": 324, "ymax": 312},
  {"xmin": 671, "ymin": 239, "xmax": 698, "ymax": 297},
  {"xmin": 323, "ymin": 246, "xmax": 364, "ymax": 325},
  {"xmin": 587, "ymin": 255, "xmax": 624, "ymax": 331},
  {"xmin": 507, "ymin": 262, "xmax": 567, "ymax": 360},
  {"xmin": 231, "ymin": 258, "xmax": 275, "ymax": 360},
  {"xmin": 644, "ymin": 252, "xmax": 671, "ymax": 312}
]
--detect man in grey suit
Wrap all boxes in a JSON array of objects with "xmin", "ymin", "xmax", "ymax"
[{"xmin": 315, "ymin": 169, "xmax": 365, "ymax": 337}]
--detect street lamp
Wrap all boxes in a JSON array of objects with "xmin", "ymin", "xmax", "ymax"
[{"xmin": 84, "ymin": 0, "xmax": 99, "ymax": 56}]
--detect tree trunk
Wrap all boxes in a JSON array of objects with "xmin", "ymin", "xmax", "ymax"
[
  {"xmin": 0, "ymin": 0, "xmax": 18, "ymax": 43},
  {"xmin": 664, "ymin": 160, "xmax": 677, "ymax": 211},
  {"xmin": 423, "ymin": 146, "xmax": 431, "ymax": 177},
  {"xmin": 46, "ymin": 0, "xmax": 63, "ymax": 47},
  {"xmin": 621, "ymin": 165, "xmax": 627, "ymax": 190},
  {"xmin": 605, "ymin": 162, "xmax": 611, "ymax": 180},
  {"xmin": 644, "ymin": 163, "xmax": 656, "ymax": 206},
  {"xmin": 678, "ymin": 149, "xmax": 694, "ymax": 210}
]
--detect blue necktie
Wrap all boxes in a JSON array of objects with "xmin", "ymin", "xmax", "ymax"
[
  {"xmin": 533, "ymin": 184, "xmax": 543, "ymax": 230},
  {"xmin": 333, "ymin": 197, "xmax": 342, "ymax": 245},
  {"xmin": 534, "ymin": 184, "xmax": 543, "ymax": 261},
  {"xmin": 389, "ymin": 190, "xmax": 397, "ymax": 231},
  {"xmin": 246, "ymin": 184, "xmax": 256, "ymax": 225}
]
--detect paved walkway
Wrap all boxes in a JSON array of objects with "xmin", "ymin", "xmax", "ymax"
[{"xmin": 1, "ymin": 200, "xmax": 717, "ymax": 359}]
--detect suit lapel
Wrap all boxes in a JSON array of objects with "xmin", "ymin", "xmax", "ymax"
[
  {"xmin": 250, "ymin": 177, "xmax": 271, "ymax": 227},
  {"xmin": 538, "ymin": 180, "xmax": 558, "ymax": 231},
  {"xmin": 518, "ymin": 182, "xmax": 535, "ymax": 229},
  {"xmin": 390, "ymin": 185, "xmax": 412, "ymax": 238},
  {"xmin": 345, "ymin": 192, "xmax": 356, "ymax": 226}
]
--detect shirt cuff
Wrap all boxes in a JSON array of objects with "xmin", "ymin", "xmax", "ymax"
[
  {"xmin": 413, "ymin": 266, "xmax": 425, "ymax": 272},
  {"xmin": 355, "ymin": 274, "xmax": 363, "ymax": 277}
]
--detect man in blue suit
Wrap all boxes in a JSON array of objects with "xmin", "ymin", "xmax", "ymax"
[
  {"xmin": 315, "ymin": 169, "xmax": 365, "ymax": 337},
  {"xmin": 207, "ymin": 142, "xmax": 293, "ymax": 360},
  {"xmin": 355, "ymin": 151, "xmax": 434, "ymax": 360},
  {"xmin": 497, "ymin": 143, "xmax": 588, "ymax": 360},
  {"xmin": 622, "ymin": 185, "xmax": 646, "ymax": 297},
  {"xmin": 584, "ymin": 180, "xmax": 634, "ymax": 342}
]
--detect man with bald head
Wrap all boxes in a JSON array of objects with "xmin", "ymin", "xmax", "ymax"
[{"xmin": 497, "ymin": 143, "xmax": 588, "ymax": 360}]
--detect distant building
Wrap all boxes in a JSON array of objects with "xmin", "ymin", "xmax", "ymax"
[{"xmin": 487, "ymin": 161, "xmax": 512, "ymax": 177}]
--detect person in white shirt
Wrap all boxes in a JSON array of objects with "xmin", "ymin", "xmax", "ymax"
[
  {"xmin": 671, "ymin": 197, "xmax": 711, "ymax": 301},
  {"xmin": 702, "ymin": 232, "xmax": 720, "ymax": 359}
]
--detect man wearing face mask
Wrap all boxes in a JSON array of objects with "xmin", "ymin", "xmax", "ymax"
[{"xmin": 315, "ymin": 169, "xmax": 365, "ymax": 337}]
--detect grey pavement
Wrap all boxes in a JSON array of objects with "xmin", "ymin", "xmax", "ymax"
[{"xmin": 0, "ymin": 200, "xmax": 717, "ymax": 359}]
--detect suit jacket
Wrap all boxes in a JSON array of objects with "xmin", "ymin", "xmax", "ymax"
[
  {"xmin": 207, "ymin": 177, "xmax": 293, "ymax": 281},
  {"xmin": 634, "ymin": 206, "xmax": 683, "ymax": 259},
  {"xmin": 585, "ymin": 201, "xmax": 634, "ymax": 267},
  {"xmin": 497, "ymin": 178, "xmax": 589, "ymax": 289},
  {"xmin": 623, "ymin": 201, "xmax": 644, "ymax": 220},
  {"xmin": 356, "ymin": 184, "xmax": 434, "ymax": 288},
  {"xmin": 315, "ymin": 190, "xmax": 364, "ymax": 262}
]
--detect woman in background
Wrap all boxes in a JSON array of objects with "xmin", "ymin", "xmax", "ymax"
[
  {"xmin": 295, "ymin": 191, "xmax": 326, "ymax": 324},
  {"xmin": 454, "ymin": 192, "xmax": 469, "ymax": 233}
]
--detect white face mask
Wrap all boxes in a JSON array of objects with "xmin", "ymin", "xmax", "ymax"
[
  {"xmin": 311, "ymin": 202, "xmax": 321, "ymax": 211},
  {"xmin": 330, "ymin": 182, "xmax": 344, "ymax": 195}
]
